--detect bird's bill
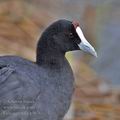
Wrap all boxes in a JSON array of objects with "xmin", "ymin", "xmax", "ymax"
[{"xmin": 76, "ymin": 26, "xmax": 97, "ymax": 57}]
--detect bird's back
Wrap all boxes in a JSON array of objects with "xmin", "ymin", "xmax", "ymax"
[{"xmin": 0, "ymin": 56, "xmax": 74, "ymax": 120}]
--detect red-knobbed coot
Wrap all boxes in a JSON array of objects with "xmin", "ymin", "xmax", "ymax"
[{"xmin": 0, "ymin": 19, "xmax": 97, "ymax": 120}]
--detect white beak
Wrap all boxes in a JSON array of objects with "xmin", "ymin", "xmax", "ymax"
[{"xmin": 76, "ymin": 26, "xmax": 97, "ymax": 57}]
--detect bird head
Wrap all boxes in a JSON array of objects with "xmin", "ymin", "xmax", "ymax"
[{"xmin": 38, "ymin": 19, "xmax": 97, "ymax": 57}]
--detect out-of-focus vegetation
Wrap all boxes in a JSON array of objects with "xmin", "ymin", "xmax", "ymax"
[{"xmin": 0, "ymin": 0, "xmax": 120, "ymax": 120}]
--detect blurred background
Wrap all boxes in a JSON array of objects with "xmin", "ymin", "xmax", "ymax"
[{"xmin": 0, "ymin": 0, "xmax": 120, "ymax": 120}]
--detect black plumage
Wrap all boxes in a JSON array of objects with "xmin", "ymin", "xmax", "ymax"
[{"xmin": 0, "ymin": 19, "xmax": 96, "ymax": 120}]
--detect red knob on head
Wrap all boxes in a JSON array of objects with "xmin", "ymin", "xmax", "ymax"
[{"xmin": 72, "ymin": 21, "xmax": 80, "ymax": 29}]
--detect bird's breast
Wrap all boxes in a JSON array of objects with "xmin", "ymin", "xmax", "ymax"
[{"xmin": 43, "ymin": 63, "xmax": 75, "ymax": 115}]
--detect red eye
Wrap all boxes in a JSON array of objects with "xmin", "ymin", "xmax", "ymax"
[{"xmin": 69, "ymin": 33, "xmax": 74, "ymax": 38}]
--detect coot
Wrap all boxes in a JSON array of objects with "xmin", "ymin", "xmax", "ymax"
[{"xmin": 0, "ymin": 19, "xmax": 97, "ymax": 120}]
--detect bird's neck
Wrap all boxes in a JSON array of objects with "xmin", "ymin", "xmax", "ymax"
[{"xmin": 36, "ymin": 48, "xmax": 66, "ymax": 68}]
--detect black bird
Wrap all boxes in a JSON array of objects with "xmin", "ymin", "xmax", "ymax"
[{"xmin": 0, "ymin": 19, "xmax": 97, "ymax": 120}]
